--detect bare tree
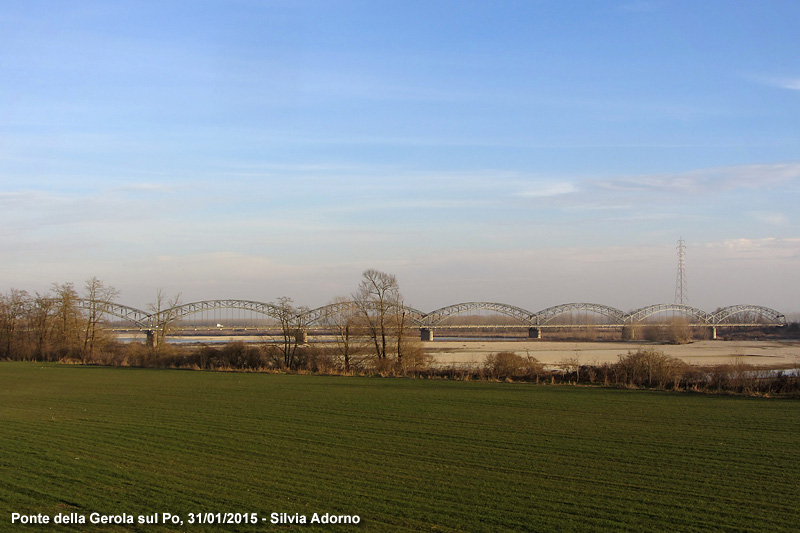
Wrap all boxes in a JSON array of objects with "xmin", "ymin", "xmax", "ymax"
[
  {"xmin": 0, "ymin": 289, "xmax": 30, "ymax": 359},
  {"xmin": 270, "ymin": 296, "xmax": 309, "ymax": 369},
  {"xmin": 323, "ymin": 296, "xmax": 364, "ymax": 372},
  {"xmin": 148, "ymin": 289, "xmax": 182, "ymax": 353},
  {"xmin": 395, "ymin": 300, "xmax": 407, "ymax": 371},
  {"xmin": 82, "ymin": 277, "xmax": 120, "ymax": 361},
  {"xmin": 29, "ymin": 292, "xmax": 56, "ymax": 360},
  {"xmin": 353, "ymin": 269, "xmax": 401, "ymax": 361},
  {"xmin": 51, "ymin": 282, "xmax": 82, "ymax": 358}
]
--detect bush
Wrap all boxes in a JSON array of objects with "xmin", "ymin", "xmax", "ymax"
[
  {"xmin": 296, "ymin": 345, "xmax": 337, "ymax": 373},
  {"xmin": 614, "ymin": 349, "xmax": 688, "ymax": 388},
  {"xmin": 397, "ymin": 339, "xmax": 432, "ymax": 373},
  {"xmin": 484, "ymin": 352, "xmax": 543, "ymax": 379}
]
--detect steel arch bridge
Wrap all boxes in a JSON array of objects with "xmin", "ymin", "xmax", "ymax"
[{"xmin": 83, "ymin": 299, "xmax": 787, "ymax": 339}]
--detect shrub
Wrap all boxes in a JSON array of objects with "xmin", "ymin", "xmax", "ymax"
[
  {"xmin": 706, "ymin": 359, "xmax": 761, "ymax": 394},
  {"xmin": 397, "ymin": 340, "xmax": 433, "ymax": 373},
  {"xmin": 484, "ymin": 352, "xmax": 543, "ymax": 379},
  {"xmin": 614, "ymin": 349, "xmax": 688, "ymax": 388}
]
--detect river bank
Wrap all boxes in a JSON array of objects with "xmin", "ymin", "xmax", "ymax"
[
  {"xmin": 424, "ymin": 339, "xmax": 800, "ymax": 369},
  {"xmin": 118, "ymin": 333, "xmax": 800, "ymax": 369}
]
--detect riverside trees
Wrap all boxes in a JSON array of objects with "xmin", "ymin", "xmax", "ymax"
[
  {"xmin": 1, "ymin": 269, "xmax": 423, "ymax": 373},
  {"xmin": 351, "ymin": 269, "xmax": 422, "ymax": 372},
  {"xmin": 354, "ymin": 269, "xmax": 401, "ymax": 363},
  {"xmin": 321, "ymin": 296, "xmax": 363, "ymax": 372},
  {"xmin": 148, "ymin": 289, "xmax": 181, "ymax": 354},
  {"xmin": 315, "ymin": 269, "xmax": 422, "ymax": 373},
  {"xmin": 83, "ymin": 277, "xmax": 120, "ymax": 361},
  {"xmin": 0, "ymin": 289, "xmax": 29, "ymax": 359},
  {"xmin": 0, "ymin": 279, "xmax": 118, "ymax": 361},
  {"xmin": 267, "ymin": 296, "xmax": 309, "ymax": 369}
]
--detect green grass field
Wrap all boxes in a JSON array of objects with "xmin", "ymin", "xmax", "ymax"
[{"xmin": 1, "ymin": 362, "xmax": 798, "ymax": 532}]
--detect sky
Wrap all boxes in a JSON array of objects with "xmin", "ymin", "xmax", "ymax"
[{"xmin": 1, "ymin": 0, "xmax": 799, "ymax": 315}]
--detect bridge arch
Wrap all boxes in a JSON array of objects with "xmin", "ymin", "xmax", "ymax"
[
  {"xmin": 76, "ymin": 299, "xmax": 151, "ymax": 329},
  {"xmin": 152, "ymin": 300, "xmax": 284, "ymax": 325},
  {"xmin": 711, "ymin": 305, "xmax": 786, "ymax": 325},
  {"xmin": 534, "ymin": 303, "xmax": 626, "ymax": 325},
  {"xmin": 303, "ymin": 301, "xmax": 427, "ymax": 326},
  {"xmin": 303, "ymin": 301, "xmax": 356, "ymax": 326},
  {"xmin": 627, "ymin": 304, "xmax": 712, "ymax": 324},
  {"xmin": 424, "ymin": 302, "xmax": 535, "ymax": 326}
]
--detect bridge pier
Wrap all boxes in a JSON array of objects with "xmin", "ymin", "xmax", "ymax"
[
  {"xmin": 295, "ymin": 329, "xmax": 309, "ymax": 344},
  {"xmin": 621, "ymin": 326, "xmax": 635, "ymax": 341},
  {"xmin": 420, "ymin": 328, "xmax": 434, "ymax": 341},
  {"xmin": 710, "ymin": 326, "xmax": 717, "ymax": 340},
  {"xmin": 528, "ymin": 327, "xmax": 541, "ymax": 339},
  {"xmin": 145, "ymin": 330, "xmax": 155, "ymax": 348}
]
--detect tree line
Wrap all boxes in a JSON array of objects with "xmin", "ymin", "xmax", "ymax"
[
  {"xmin": 0, "ymin": 277, "xmax": 120, "ymax": 363},
  {"xmin": 2, "ymin": 270, "xmax": 798, "ymax": 395},
  {"xmin": 476, "ymin": 349, "xmax": 799, "ymax": 396},
  {"xmin": 0, "ymin": 270, "xmax": 426, "ymax": 373}
]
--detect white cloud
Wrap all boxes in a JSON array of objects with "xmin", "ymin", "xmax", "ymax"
[
  {"xmin": 776, "ymin": 79, "xmax": 800, "ymax": 90},
  {"xmin": 750, "ymin": 74, "xmax": 800, "ymax": 91},
  {"xmin": 516, "ymin": 182, "xmax": 577, "ymax": 198},
  {"xmin": 749, "ymin": 211, "xmax": 790, "ymax": 226}
]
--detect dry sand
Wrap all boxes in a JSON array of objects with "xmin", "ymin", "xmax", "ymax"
[{"xmin": 424, "ymin": 339, "xmax": 800, "ymax": 369}]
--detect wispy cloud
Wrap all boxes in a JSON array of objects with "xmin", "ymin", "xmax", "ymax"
[
  {"xmin": 771, "ymin": 78, "xmax": 800, "ymax": 90},
  {"xmin": 0, "ymin": 186, "xmax": 185, "ymax": 242},
  {"xmin": 516, "ymin": 182, "xmax": 577, "ymax": 198},
  {"xmin": 110, "ymin": 183, "xmax": 178, "ymax": 193},
  {"xmin": 750, "ymin": 75, "xmax": 800, "ymax": 91},
  {"xmin": 749, "ymin": 211, "xmax": 790, "ymax": 226},
  {"xmin": 593, "ymin": 163, "xmax": 800, "ymax": 195},
  {"xmin": 705, "ymin": 237, "xmax": 800, "ymax": 260}
]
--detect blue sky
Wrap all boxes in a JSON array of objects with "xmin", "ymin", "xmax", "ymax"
[{"xmin": 2, "ymin": 0, "xmax": 799, "ymax": 313}]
